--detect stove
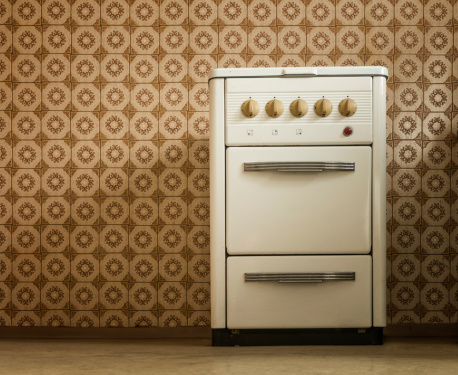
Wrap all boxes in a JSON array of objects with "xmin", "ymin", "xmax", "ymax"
[{"xmin": 209, "ymin": 67, "xmax": 387, "ymax": 346}]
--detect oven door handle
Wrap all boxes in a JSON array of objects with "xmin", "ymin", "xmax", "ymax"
[
  {"xmin": 245, "ymin": 272, "xmax": 356, "ymax": 283},
  {"xmin": 244, "ymin": 162, "xmax": 355, "ymax": 172}
]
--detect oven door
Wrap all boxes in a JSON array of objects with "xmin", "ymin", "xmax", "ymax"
[
  {"xmin": 226, "ymin": 255, "xmax": 372, "ymax": 329},
  {"xmin": 226, "ymin": 146, "xmax": 371, "ymax": 255}
]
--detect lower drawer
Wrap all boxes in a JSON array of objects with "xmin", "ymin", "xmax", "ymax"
[{"xmin": 227, "ymin": 255, "xmax": 372, "ymax": 329}]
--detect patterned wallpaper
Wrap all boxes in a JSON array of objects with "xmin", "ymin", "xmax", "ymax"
[{"xmin": 0, "ymin": 0, "xmax": 456, "ymax": 329}]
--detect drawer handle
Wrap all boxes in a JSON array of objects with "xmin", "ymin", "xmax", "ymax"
[
  {"xmin": 244, "ymin": 162, "xmax": 355, "ymax": 172},
  {"xmin": 245, "ymin": 272, "xmax": 355, "ymax": 283}
]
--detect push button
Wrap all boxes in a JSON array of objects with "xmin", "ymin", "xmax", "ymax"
[{"xmin": 343, "ymin": 127, "xmax": 353, "ymax": 136}]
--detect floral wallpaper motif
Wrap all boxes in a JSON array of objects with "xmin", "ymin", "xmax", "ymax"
[{"xmin": 0, "ymin": 0, "xmax": 456, "ymax": 328}]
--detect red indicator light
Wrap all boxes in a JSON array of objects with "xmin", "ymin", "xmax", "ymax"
[{"xmin": 343, "ymin": 127, "xmax": 353, "ymax": 136}]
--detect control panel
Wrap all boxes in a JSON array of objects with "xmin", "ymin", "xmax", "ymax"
[{"xmin": 225, "ymin": 77, "xmax": 373, "ymax": 146}]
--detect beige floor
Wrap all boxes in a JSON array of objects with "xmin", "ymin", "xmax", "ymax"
[{"xmin": 0, "ymin": 337, "xmax": 456, "ymax": 375}]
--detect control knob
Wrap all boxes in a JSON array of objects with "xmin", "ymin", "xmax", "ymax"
[
  {"xmin": 338, "ymin": 98, "xmax": 357, "ymax": 117},
  {"xmin": 266, "ymin": 99, "xmax": 284, "ymax": 118},
  {"xmin": 290, "ymin": 99, "xmax": 308, "ymax": 118},
  {"xmin": 314, "ymin": 98, "xmax": 332, "ymax": 117},
  {"xmin": 241, "ymin": 99, "xmax": 259, "ymax": 118}
]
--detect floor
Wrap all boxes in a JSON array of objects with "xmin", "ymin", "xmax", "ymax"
[{"xmin": 0, "ymin": 337, "xmax": 456, "ymax": 375}]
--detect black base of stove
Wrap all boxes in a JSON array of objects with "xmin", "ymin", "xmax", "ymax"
[{"xmin": 212, "ymin": 327, "xmax": 383, "ymax": 346}]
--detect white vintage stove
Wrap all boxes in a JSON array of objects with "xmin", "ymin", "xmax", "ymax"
[{"xmin": 209, "ymin": 67, "xmax": 387, "ymax": 346}]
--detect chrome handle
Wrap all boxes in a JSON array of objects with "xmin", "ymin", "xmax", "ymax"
[
  {"xmin": 244, "ymin": 162, "xmax": 355, "ymax": 172},
  {"xmin": 245, "ymin": 272, "xmax": 355, "ymax": 283}
]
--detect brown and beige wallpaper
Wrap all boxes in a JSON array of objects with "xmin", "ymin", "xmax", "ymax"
[{"xmin": 0, "ymin": 0, "xmax": 456, "ymax": 328}]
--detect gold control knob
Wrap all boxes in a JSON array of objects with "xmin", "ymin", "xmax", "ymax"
[
  {"xmin": 241, "ymin": 99, "xmax": 260, "ymax": 118},
  {"xmin": 265, "ymin": 99, "xmax": 284, "ymax": 118},
  {"xmin": 314, "ymin": 98, "xmax": 333, "ymax": 117},
  {"xmin": 338, "ymin": 98, "xmax": 357, "ymax": 117},
  {"xmin": 290, "ymin": 99, "xmax": 308, "ymax": 118}
]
